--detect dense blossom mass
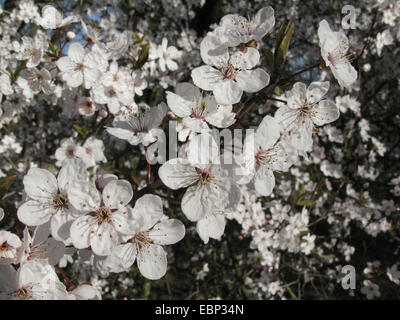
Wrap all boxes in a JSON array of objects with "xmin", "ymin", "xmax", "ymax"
[{"xmin": 0, "ymin": 0, "xmax": 399, "ymax": 300}]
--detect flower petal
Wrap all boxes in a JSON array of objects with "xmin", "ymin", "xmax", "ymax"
[
  {"xmin": 191, "ymin": 65, "xmax": 221, "ymax": 91},
  {"xmin": 137, "ymin": 244, "xmax": 167, "ymax": 280},
  {"xmin": 158, "ymin": 158, "xmax": 198, "ymax": 190},
  {"xmin": 213, "ymin": 80, "xmax": 242, "ymax": 105},
  {"xmin": 23, "ymin": 168, "xmax": 58, "ymax": 201},
  {"xmin": 235, "ymin": 68, "xmax": 269, "ymax": 93},
  {"xmin": 17, "ymin": 200, "xmax": 53, "ymax": 226},
  {"xmin": 68, "ymin": 181, "xmax": 101, "ymax": 213},
  {"xmin": 149, "ymin": 219, "xmax": 185, "ymax": 245},
  {"xmin": 102, "ymin": 179, "xmax": 133, "ymax": 209}
]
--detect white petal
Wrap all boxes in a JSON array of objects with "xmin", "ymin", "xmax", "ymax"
[
  {"xmin": 106, "ymin": 127, "xmax": 134, "ymax": 142},
  {"xmin": 56, "ymin": 57, "xmax": 76, "ymax": 72},
  {"xmin": 306, "ymin": 81, "xmax": 330, "ymax": 104},
  {"xmin": 70, "ymin": 215, "xmax": 95, "ymax": 249},
  {"xmin": 332, "ymin": 62, "xmax": 358, "ymax": 90},
  {"xmin": 23, "ymin": 168, "xmax": 57, "ymax": 201},
  {"xmin": 312, "ymin": 99, "xmax": 340, "ymax": 126},
  {"xmin": 166, "ymin": 91, "xmax": 193, "ymax": 118},
  {"xmin": 132, "ymin": 194, "xmax": 163, "ymax": 231},
  {"xmin": 191, "ymin": 66, "xmax": 221, "ymax": 91},
  {"xmin": 182, "ymin": 117, "xmax": 210, "ymax": 133},
  {"xmin": 83, "ymin": 68, "xmax": 101, "ymax": 89},
  {"xmin": 200, "ymin": 34, "xmax": 229, "ymax": 68},
  {"xmin": 254, "ymin": 167, "xmax": 275, "ymax": 196},
  {"xmin": 205, "ymin": 104, "xmax": 236, "ymax": 128},
  {"xmin": 63, "ymin": 70, "xmax": 83, "ymax": 87},
  {"xmin": 137, "ymin": 244, "xmax": 167, "ymax": 280},
  {"xmin": 175, "ymin": 82, "xmax": 202, "ymax": 102},
  {"xmin": 158, "ymin": 158, "xmax": 198, "ymax": 190},
  {"xmin": 0, "ymin": 263, "xmax": 17, "ymax": 293},
  {"xmin": 97, "ymin": 243, "xmax": 136, "ymax": 273},
  {"xmin": 235, "ymin": 68, "xmax": 270, "ymax": 93},
  {"xmin": 90, "ymin": 223, "xmax": 118, "ymax": 256},
  {"xmin": 68, "ymin": 43, "xmax": 85, "ymax": 63},
  {"xmin": 149, "ymin": 219, "xmax": 185, "ymax": 245},
  {"xmin": 181, "ymin": 185, "xmax": 210, "ymax": 221},
  {"xmin": 230, "ymin": 47, "xmax": 260, "ymax": 70},
  {"xmin": 71, "ymin": 284, "xmax": 102, "ymax": 300},
  {"xmin": 50, "ymin": 212, "xmax": 75, "ymax": 242},
  {"xmin": 68, "ymin": 181, "xmax": 101, "ymax": 212},
  {"xmin": 57, "ymin": 158, "xmax": 88, "ymax": 194},
  {"xmin": 187, "ymin": 132, "xmax": 220, "ymax": 166},
  {"xmin": 41, "ymin": 5, "xmax": 62, "ymax": 29},
  {"xmin": 111, "ymin": 208, "xmax": 139, "ymax": 235},
  {"xmin": 102, "ymin": 179, "xmax": 133, "ymax": 209},
  {"xmin": 39, "ymin": 238, "xmax": 66, "ymax": 266},
  {"xmin": 17, "ymin": 200, "xmax": 53, "ymax": 226},
  {"xmin": 252, "ymin": 6, "xmax": 275, "ymax": 40},
  {"xmin": 213, "ymin": 80, "xmax": 242, "ymax": 105},
  {"xmin": 256, "ymin": 115, "xmax": 281, "ymax": 150},
  {"xmin": 196, "ymin": 213, "xmax": 226, "ymax": 244}
]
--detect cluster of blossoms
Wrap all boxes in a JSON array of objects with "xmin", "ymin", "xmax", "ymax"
[{"xmin": 0, "ymin": 0, "xmax": 399, "ymax": 300}]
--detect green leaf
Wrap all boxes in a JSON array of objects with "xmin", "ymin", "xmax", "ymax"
[
  {"xmin": 0, "ymin": 175, "xmax": 16, "ymax": 199},
  {"xmin": 260, "ymin": 47, "xmax": 274, "ymax": 71},
  {"xmin": 274, "ymin": 22, "xmax": 295, "ymax": 72},
  {"xmin": 136, "ymin": 43, "xmax": 150, "ymax": 69},
  {"xmin": 296, "ymin": 199, "xmax": 316, "ymax": 207},
  {"xmin": 48, "ymin": 41, "xmax": 59, "ymax": 55},
  {"xmin": 273, "ymin": 86, "xmax": 282, "ymax": 96},
  {"xmin": 73, "ymin": 125, "xmax": 88, "ymax": 137}
]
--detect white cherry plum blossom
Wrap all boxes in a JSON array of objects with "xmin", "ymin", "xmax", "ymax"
[
  {"xmin": 17, "ymin": 158, "xmax": 88, "ymax": 243},
  {"xmin": 0, "ymin": 231, "xmax": 22, "ymax": 264},
  {"xmin": 166, "ymin": 82, "xmax": 236, "ymax": 133},
  {"xmin": 95, "ymin": 195, "xmax": 185, "ymax": 280},
  {"xmin": 0, "ymin": 259, "xmax": 69, "ymax": 300},
  {"xmin": 106, "ymin": 103, "xmax": 167, "ymax": 146},
  {"xmin": 68, "ymin": 284, "xmax": 102, "ymax": 300},
  {"xmin": 18, "ymin": 224, "xmax": 65, "ymax": 266},
  {"xmin": 15, "ymin": 34, "xmax": 48, "ymax": 68},
  {"xmin": 217, "ymin": 6, "xmax": 275, "ymax": 47},
  {"xmin": 56, "ymin": 43, "xmax": 108, "ymax": 89},
  {"xmin": 0, "ymin": 73, "xmax": 13, "ymax": 101},
  {"xmin": 275, "ymin": 81, "xmax": 340, "ymax": 154},
  {"xmin": 155, "ymin": 38, "xmax": 182, "ymax": 72},
  {"xmin": 159, "ymin": 133, "xmax": 241, "ymax": 221},
  {"xmin": 318, "ymin": 19, "xmax": 357, "ymax": 90},
  {"xmin": 238, "ymin": 115, "xmax": 296, "ymax": 196},
  {"xmin": 200, "ymin": 6, "xmax": 275, "ymax": 63},
  {"xmin": 68, "ymin": 178, "xmax": 137, "ymax": 256},
  {"xmin": 39, "ymin": 5, "xmax": 79, "ymax": 30},
  {"xmin": 191, "ymin": 47, "xmax": 269, "ymax": 105}
]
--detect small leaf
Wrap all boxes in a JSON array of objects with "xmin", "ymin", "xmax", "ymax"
[
  {"xmin": 73, "ymin": 124, "xmax": 87, "ymax": 137},
  {"xmin": 274, "ymin": 22, "xmax": 295, "ymax": 73},
  {"xmin": 0, "ymin": 175, "xmax": 16, "ymax": 199},
  {"xmin": 296, "ymin": 199, "xmax": 316, "ymax": 207},
  {"xmin": 260, "ymin": 48, "xmax": 274, "ymax": 71}
]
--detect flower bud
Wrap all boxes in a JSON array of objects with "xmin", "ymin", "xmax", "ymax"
[{"xmin": 66, "ymin": 31, "xmax": 76, "ymax": 40}]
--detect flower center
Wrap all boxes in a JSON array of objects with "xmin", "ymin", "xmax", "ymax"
[
  {"xmin": 196, "ymin": 168, "xmax": 213, "ymax": 185},
  {"xmin": 13, "ymin": 286, "xmax": 32, "ymax": 300},
  {"xmin": 221, "ymin": 64, "xmax": 237, "ymax": 80},
  {"xmin": 0, "ymin": 242, "xmax": 9, "ymax": 251},
  {"xmin": 255, "ymin": 148, "xmax": 277, "ymax": 166},
  {"xmin": 53, "ymin": 193, "xmax": 69, "ymax": 210},
  {"xmin": 131, "ymin": 231, "xmax": 152, "ymax": 245},
  {"xmin": 75, "ymin": 63, "xmax": 84, "ymax": 71},
  {"xmin": 191, "ymin": 102, "xmax": 208, "ymax": 120},
  {"xmin": 95, "ymin": 206, "xmax": 112, "ymax": 223}
]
